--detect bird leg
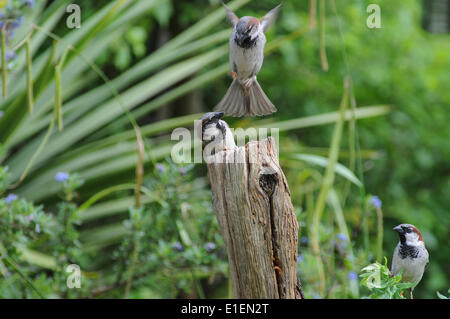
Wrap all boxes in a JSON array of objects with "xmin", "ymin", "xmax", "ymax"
[
  {"xmin": 242, "ymin": 77, "xmax": 254, "ymax": 88},
  {"xmin": 409, "ymin": 288, "xmax": 414, "ymax": 299}
]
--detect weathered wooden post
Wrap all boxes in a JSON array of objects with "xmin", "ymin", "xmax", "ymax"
[{"xmin": 206, "ymin": 137, "xmax": 303, "ymax": 298}]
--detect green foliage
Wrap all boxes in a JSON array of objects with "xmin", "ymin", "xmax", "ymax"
[
  {"xmin": 0, "ymin": 161, "xmax": 227, "ymax": 298},
  {"xmin": 0, "ymin": 171, "xmax": 83, "ymax": 298},
  {"xmin": 109, "ymin": 161, "xmax": 226, "ymax": 298},
  {"xmin": 360, "ymin": 258, "xmax": 415, "ymax": 299}
]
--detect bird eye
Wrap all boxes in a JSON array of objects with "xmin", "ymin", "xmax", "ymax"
[{"xmin": 406, "ymin": 228, "xmax": 412, "ymax": 233}]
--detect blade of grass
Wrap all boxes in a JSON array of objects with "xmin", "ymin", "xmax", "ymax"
[
  {"xmin": 319, "ymin": 0, "xmax": 328, "ymax": 71},
  {"xmin": 125, "ymin": 132, "xmax": 145, "ymax": 300},
  {"xmin": 0, "ymin": 243, "xmax": 45, "ymax": 298},
  {"xmin": 309, "ymin": 0, "xmax": 317, "ymax": 30},
  {"xmin": 288, "ymin": 153, "xmax": 362, "ymax": 187},
  {"xmin": 327, "ymin": 189, "xmax": 359, "ymax": 297},
  {"xmin": 18, "ymin": 246, "xmax": 57, "ymax": 270},
  {"xmin": 262, "ymin": 105, "xmax": 390, "ymax": 131},
  {"xmin": 79, "ymin": 196, "xmax": 155, "ymax": 223},
  {"xmin": 78, "ymin": 183, "xmax": 137, "ymax": 212},
  {"xmin": 311, "ymin": 77, "xmax": 350, "ymax": 295},
  {"xmin": 1, "ymin": 24, "xmax": 7, "ymax": 98},
  {"xmin": 8, "ymin": 101, "xmax": 56, "ymax": 189},
  {"xmin": 54, "ymin": 46, "xmax": 70, "ymax": 131},
  {"xmin": 26, "ymin": 37, "xmax": 34, "ymax": 113}
]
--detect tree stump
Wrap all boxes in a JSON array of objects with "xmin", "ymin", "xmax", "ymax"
[{"xmin": 206, "ymin": 137, "xmax": 302, "ymax": 299}]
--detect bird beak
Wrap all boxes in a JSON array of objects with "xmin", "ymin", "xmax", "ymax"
[
  {"xmin": 393, "ymin": 225, "xmax": 403, "ymax": 234},
  {"xmin": 214, "ymin": 112, "xmax": 224, "ymax": 119}
]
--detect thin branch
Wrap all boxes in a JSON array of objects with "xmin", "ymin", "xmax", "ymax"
[{"xmin": 319, "ymin": 0, "xmax": 328, "ymax": 71}]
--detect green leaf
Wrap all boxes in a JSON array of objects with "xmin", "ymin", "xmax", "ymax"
[
  {"xmin": 290, "ymin": 154, "xmax": 362, "ymax": 187},
  {"xmin": 436, "ymin": 291, "xmax": 449, "ymax": 299}
]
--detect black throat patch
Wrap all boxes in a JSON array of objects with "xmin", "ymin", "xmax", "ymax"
[
  {"xmin": 399, "ymin": 243, "xmax": 420, "ymax": 259},
  {"xmin": 235, "ymin": 35, "xmax": 258, "ymax": 49}
]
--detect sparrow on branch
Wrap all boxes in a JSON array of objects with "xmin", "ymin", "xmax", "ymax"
[{"xmin": 199, "ymin": 112, "xmax": 236, "ymax": 156}]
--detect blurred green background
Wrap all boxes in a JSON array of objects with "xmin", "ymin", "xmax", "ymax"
[{"xmin": 0, "ymin": 0, "xmax": 448, "ymax": 298}]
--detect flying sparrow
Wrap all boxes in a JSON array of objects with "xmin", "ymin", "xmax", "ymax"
[
  {"xmin": 199, "ymin": 112, "xmax": 236, "ymax": 157},
  {"xmin": 391, "ymin": 224, "xmax": 429, "ymax": 299},
  {"xmin": 214, "ymin": 3, "xmax": 281, "ymax": 117}
]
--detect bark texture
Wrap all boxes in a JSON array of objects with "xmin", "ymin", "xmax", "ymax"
[{"xmin": 206, "ymin": 137, "xmax": 302, "ymax": 298}]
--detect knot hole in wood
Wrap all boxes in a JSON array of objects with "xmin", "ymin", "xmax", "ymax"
[{"xmin": 259, "ymin": 166, "xmax": 279, "ymax": 197}]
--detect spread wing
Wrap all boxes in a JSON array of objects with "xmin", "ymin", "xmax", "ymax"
[
  {"xmin": 261, "ymin": 4, "xmax": 281, "ymax": 33},
  {"xmin": 222, "ymin": 2, "xmax": 239, "ymax": 27}
]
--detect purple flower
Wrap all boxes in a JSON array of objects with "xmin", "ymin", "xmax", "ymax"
[
  {"xmin": 178, "ymin": 167, "xmax": 187, "ymax": 176},
  {"xmin": 205, "ymin": 242, "xmax": 216, "ymax": 252},
  {"xmin": 156, "ymin": 163, "xmax": 165, "ymax": 173},
  {"xmin": 5, "ymin": 194, "xmax": 18, "ymax": 203},
  {"xmin": 25, "ymin": 214, "xmax": 35, "ymax": 222},
  {"xmin": 370, "ymin": 195, "xmax": 382, "ymax": 209},
  {"xmin": 337, "ymin": 233, "xmax": 347, "ymax": 241},
  {"xmin": 6, "ymin": 51, "xmax": 15, "ymax": 61},
  {"xmin": 12, "ymin": 16, "xmax": 23, "ymax": 28},
  {"xmin": 301, "ymin": 236, "xmax": 308, "ymax": 244},
  {"xmin": 348, "ymin": 271, "xmax": 358, "ymax": 281},
  {"xmin": 55, "ymin": 172, "xmax": 69, "ymax": 182},
  {"xmin": 297, "ymin": 255, "xmax": 303, "ymax": 263},
  {"xmin": 173, "ymin": 242, "xmax": 184, "ymax": 252},
  {"xmin": 25, "ymin": 0, "xmax": 35, "ymax": 8}
]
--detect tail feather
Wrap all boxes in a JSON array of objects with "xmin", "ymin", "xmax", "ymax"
[
  {"xmin": 248, "ymin": 79, "xmax": 276, "ymax": 116},
  {"xmin": 229, "ymin": 80, "xmax": 243, "ymax": 116},
  {"xmin": 214, "ymin": 78, "xmax": 245, "ymax": 117},
  {"xmin": 215, "ymin": 78, "xmax": 276, "ymax": 117}
]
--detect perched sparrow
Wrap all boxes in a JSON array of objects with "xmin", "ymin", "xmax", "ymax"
[
  {"xmin": 391, "ymin": 224, "xmax": 429, "ymax": 299},
  {"xmin": 199, "ymin": 112, "xmax": 236, "ymax": 156},
  {"xmin": 214, "ymin": 3, "xmax": 281, "ymax": 117}
]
